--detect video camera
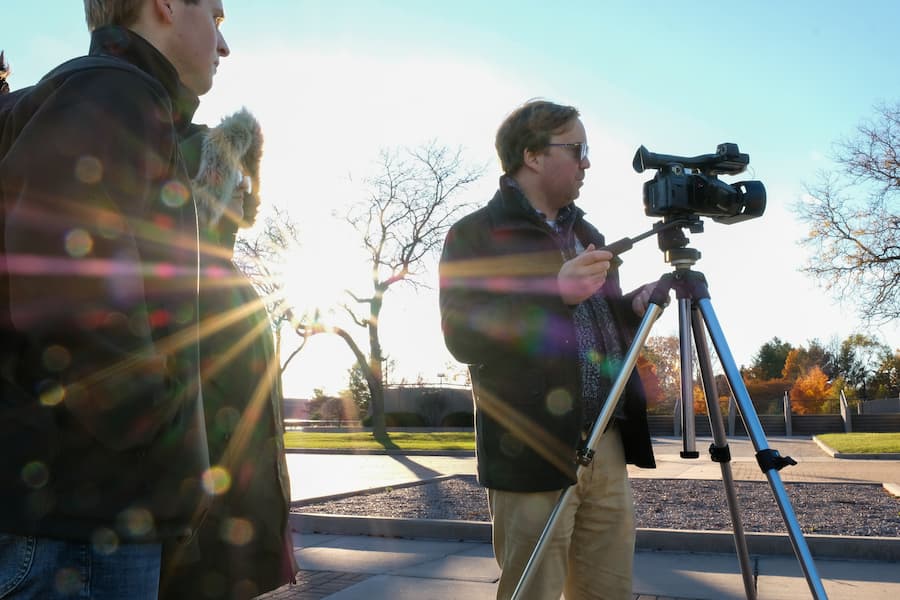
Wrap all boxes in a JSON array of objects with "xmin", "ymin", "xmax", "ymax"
[{"xmin": 633, "ymin": 143, "xmax": 766, "ymax": 224}]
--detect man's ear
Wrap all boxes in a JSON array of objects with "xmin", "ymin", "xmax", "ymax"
[
  {"xmin": 152, "ymin": 0, "xmax": 176, "ymax": 24},
  {"xmin": 523, "ymin": 147, "xmax": 543, "ymax": 173}
]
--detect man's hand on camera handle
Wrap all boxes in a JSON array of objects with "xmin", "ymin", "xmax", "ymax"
[{"xmin": 558, "ymin": 243, "xmax": 612, "ymax": 305}]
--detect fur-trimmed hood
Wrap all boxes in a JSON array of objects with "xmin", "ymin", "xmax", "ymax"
[
  {"xmin": 191, "ymin": 107, "xmax": 263, "ymax": 229},
  {"xmin": 0, "ymin": 50, "xmax": 10, "ymax": 95}
]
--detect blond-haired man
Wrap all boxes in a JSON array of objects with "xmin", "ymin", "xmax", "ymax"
[{"xmin": 0, "ymin": 2, "xmax": 230, "ymax": 597}]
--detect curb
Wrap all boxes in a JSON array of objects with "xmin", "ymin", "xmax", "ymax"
[
  {"xmin": 812, "ymin": 436, "xmax": 900, "ymax": 460},
  {"xmin": 294, "ymin": 513, "xmax": 491, "ymax": 542},
  {"xmin": 634, "ymin": 528, "xmax": 900, "ymax": 562},
  {"xmin": 290, "ymin": 513, "xmax": 900, "ymax": 563},
  {"xmin": 285, "ymin": 448, "xmax": 475, "ymax": 456}
]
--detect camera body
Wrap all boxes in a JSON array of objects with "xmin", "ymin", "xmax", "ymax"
[{"xmin": 634, "ymin": 143, "xmax": 766, "ymax": 224}]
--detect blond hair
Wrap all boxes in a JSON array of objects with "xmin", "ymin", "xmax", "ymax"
[{"xmin": 83, "ymin": 0, "xmax": 200, "ymax": 31}]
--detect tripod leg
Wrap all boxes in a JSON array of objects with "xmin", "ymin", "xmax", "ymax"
[
  {"xmin": 677, "ymin": 299, "xmax": 699, "ymax": 459},
  {"xmin": 696, "ymin": 298, "xmax": 829, "ymax": 600},
  {"xmin": 510, "ymin": 299, "xmax": 667, "ymax": 600},
  {"xmin": 691, "ymin": 304, "xmax": 756, "ymax": 600}
]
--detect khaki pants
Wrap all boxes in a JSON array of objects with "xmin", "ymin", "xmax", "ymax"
[{"xmin": 488, "ymin": 426, "xmax": 634, "ymax": 600}]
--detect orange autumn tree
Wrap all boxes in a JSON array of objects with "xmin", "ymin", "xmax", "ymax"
[
  {"xmin": 693, "ymin": 382, "xmax": 707, "ymax": 415},
  {"xmin": 789, "ymin": 366, "xmax": 830, "ymax": 414},
  {"xmin": 637, "ymin": 354, "xmax": 664, "ymax": 412},
  {"xmin": 692, "ymin": 373, "xmax": 731, "ymax": 416},
  {"xmin": 782, "ymin": 348, "xmax": 804, "ymax": 380}
]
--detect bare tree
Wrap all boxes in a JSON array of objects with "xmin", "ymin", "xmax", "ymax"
[
  {"xmin": 233, "ymin": 205, "xmax": 306, "ymax": 373},
  {"xmin": 795, "ymin": 102, "xmax": 900, "ymax": 323},
  {"xmin": 301, "ymin": 141, "xmax": 484, "ymax": 438}
]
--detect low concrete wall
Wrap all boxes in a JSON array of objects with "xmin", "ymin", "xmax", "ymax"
[
  {"xmin": 379, "ymin": 385, "xmax": 900, "ymax": 434},
  {"xmin": 852, "ymin": 413, "xmax": 900, "ymax": 432},
  {"xmin": 858, "ymin": 398, "xmax": 900, "ymax": 414},
  {"xmin": 291, "ymin": 514, "xmax": 900, "ymax": 562},
  {"xmin": 646, "ymin": 413, "xmax": 856, "ymax": 437}
]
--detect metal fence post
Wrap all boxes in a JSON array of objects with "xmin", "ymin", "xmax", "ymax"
[
  {"xmin": 839, "ymin": 389, "xmax": 852, "ymax": 433},
  {"xmin": 727, "ymin": 395, "xmax": 736, "ymax": 436},
  {"xmin": 783, "ymin": 391, "xmax": 792, "ymax": 437}
]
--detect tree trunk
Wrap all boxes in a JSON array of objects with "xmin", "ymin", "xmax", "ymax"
[
  {"xmin": 333, "ymin": 327, "xmax": 386, "ymax": 438},
  {"xmin": 367, "ymin": 290, "xmax": 387, "ymax": 438}
]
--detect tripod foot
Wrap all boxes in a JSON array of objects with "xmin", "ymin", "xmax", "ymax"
[{"xmin": 755, "ymin": 449, "xmax": 797, "ymax": 473}]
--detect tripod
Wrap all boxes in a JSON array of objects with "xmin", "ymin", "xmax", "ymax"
[{"xmin": 511, "ymin": 219, "xmax": 828, "ymax": 600}]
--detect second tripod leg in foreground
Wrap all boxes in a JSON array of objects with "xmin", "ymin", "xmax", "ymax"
[
  {"xmin": 697, "ymin": 297, "xmax": 828, "ymax": 600},
  {"xmin": 690, "ymin": 303, "xmax": 756, "ymax": 599}
]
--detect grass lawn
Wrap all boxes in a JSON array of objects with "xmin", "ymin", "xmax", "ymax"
[
  {"xmin": 816, "ymin": 432, "xmax": 900, "ymax": 454},
  {"xmin": 284, "ymin": 431, "xmax": 476, "ymax": 451}
]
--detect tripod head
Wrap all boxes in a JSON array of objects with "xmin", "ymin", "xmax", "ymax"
[
  {"xmin": 601, "ymin": 215, "xmax": 705, "ymax": 269},
  {"xmin": 657, "ymin": 215, "xmax": 703, "ymax": 269}
]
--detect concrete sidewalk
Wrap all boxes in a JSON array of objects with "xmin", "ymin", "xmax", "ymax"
[
  {"xmin": 261, "ymin": 531, "xmax": 900, "ymax": 600},
  {"xmin": 258, "ymin": 437, "xmax": 900, "ymax": 599}
]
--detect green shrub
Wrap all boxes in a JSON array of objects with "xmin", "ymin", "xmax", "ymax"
[
  {"xmin": 440, "ymin": 411, "xmax": 474, "ymax": 427},
  {"xmin": 361, "ymin": 412, "xmax": 427, "ymax": 427}
]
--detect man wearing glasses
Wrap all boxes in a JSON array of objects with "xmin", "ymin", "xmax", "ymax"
[{"xmin": 439, "ymin": 99, "xmax": 656, "ymax": 599}]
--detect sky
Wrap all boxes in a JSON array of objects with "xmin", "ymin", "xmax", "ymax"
[{"xmin": 5, "ymin": 1, "xmax": 899, "ymax": 399}]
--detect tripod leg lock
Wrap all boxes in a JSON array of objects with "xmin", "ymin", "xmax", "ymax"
[
  {"xmin": 755, "ymin": 449, "xmax": 797, "ymax": 473},
  {"xmin": 576, "ymin": 447, "xmax": 595, "ymax": 466},
  {"xmin": 709, "ymin": 443, "xmax": 731, "ymax": 463}
]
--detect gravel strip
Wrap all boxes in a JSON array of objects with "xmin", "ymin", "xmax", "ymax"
[{"xmin": 293, "ymin": 476, "xmax": 900, "ymax": 537}]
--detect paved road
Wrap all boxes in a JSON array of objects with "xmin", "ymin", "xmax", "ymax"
[{"xmin": 285, "ymin": 436, "xmax": 900, "ymax": 502}]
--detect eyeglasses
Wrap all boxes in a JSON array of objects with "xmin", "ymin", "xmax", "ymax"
[{"xmin": 547, "ymin": 142, "xmax": 589, "ymax": 162}]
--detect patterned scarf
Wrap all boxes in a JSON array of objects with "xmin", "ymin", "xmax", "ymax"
[{"xmin": 548, "ymin": 205, "xmax": 626, "ymax": 429}]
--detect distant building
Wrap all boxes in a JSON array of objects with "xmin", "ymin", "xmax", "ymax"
[
  {"xmin": 283, "ymin": 397, "xmax": 311, "ymax": 420},
  {"xmin": 383, "ymin": 385, "xmax": 473, "ymax": 426}
]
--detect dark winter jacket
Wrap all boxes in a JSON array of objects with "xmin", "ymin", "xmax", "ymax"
[
  {"xmin": 160, "ymin": 112, "xmax": 298, "ymax": 598},
  {"xmin": 439, "ymin": 177, "xmax": 655, "ymax": 492},
  {"xmin": 0, "ymin": 26, "xmax": 208, "ymax": 542}
]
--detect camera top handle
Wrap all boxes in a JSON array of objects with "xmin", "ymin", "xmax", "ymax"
[{"xmin": 633, "ymin": 143, "xmax": 749, "ymax": 176}]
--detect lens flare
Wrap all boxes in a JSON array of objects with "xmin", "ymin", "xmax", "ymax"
[
  {"xmin": 91, "ymin": 527, "xmax": 120, "ymax": 555},
  {"xmin": 75, "ymin": 155, "xmax": 103, "ymax": 184},
  {"xmin": 161, "ymin": 180, "xmax": 190, "ymax": 208},
  {"xmin": 118, "ymin": 507, "xmax": 154, "ymax": 537},
  {"xmin": 64, "ymin": 228, "xmax": 94, "ymax": 257},
  {"xmin": 54, "ymin": 568, "xmax": 82, "ymax": 594},
  {"xmin": 220, "ymin": 517, "xmax": 255, "ymax": 546},
  {"xmin": 39, "ymin": 383, "xmax": 65, "ymax": 407},
  {"xmin": 202, "ymin": 465, "xmax": 233, "ymax": 496},
  {"xmin": 546, "ymin": 388, "xmax": 573, "ymax": 416},
  {"xmin": 21, "ymin": 461, "xmax": 49, "ymax": 489}
]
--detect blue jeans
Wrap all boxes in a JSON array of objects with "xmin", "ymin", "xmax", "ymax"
[{"xmin": 0, "ymin": 534, "xmax": 161, "ymax": 599}]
